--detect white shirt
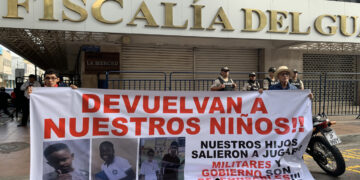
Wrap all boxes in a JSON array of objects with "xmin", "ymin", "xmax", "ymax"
[
  {"xmin": 20, "ymin": 80, "xmax": 41, "ymax": 99},
  {"xmin": 140, "ymin": 160, "xmax": 159, "ymax": 180},
  {"xmin": 101, "ymin": 156, "xmax": 132, "ymax": 180}
]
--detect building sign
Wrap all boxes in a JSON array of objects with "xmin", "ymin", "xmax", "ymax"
[
  {"xmin": 15, "ymin": 68, "xmax": 25, "ymax": 78},
  {"xmin": 30, "ymin": 88, "xmax": 314, "ymax": 180},
  {"xmin": 85, "ymin": 52, "xmax": 120, "ymax": 73},
  {"xmin": 0, "ymin": 0, "xmax": 360, "ymax": 43}
]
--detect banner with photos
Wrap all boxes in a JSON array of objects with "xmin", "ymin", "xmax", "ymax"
[{"xmin": 30, "ymin": 88, "xmax": 314, "ymax": 180}]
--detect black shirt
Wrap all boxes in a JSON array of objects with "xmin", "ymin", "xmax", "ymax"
[
  {"xmin": 0, "ymin": 92, "xmax": 11, "ymax": 107},
  {"xmin": 162, "ymin": 154, "xmax": 181, "ymax": 180}
]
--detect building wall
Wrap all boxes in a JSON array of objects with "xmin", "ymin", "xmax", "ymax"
[{"xmin": 0, "ymin": 49, "xmax": 13, "ymax": 87}]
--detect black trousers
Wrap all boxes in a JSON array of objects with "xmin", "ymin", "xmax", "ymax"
[
  {"xmin": 0, "ymin": 106, "xmax": 11, "ymax": 116},
  {"xmin": 20, "ymin": 99, "xmax": 29, "ymax": 126}
]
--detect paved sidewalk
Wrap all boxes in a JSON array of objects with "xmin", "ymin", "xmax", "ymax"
[
  {"xmin": 329, "ymin": 116, "xmax": 360, "ymax": 136},
  {"xmin": 0, "ymin": 116, "xmax": 359, "ymax": 180},
  {"xmin": 0, "ymin": 119, "xmax": 30, "ymax": 180}
]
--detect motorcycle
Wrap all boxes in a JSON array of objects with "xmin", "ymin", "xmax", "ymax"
[{"xmin": 305, "ymin": 113, "xmax": 346, "ymax": 177}]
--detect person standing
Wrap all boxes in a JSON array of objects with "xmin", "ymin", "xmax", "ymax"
[
  {"xmin": 243, "ymin": 72, "xmax": 261, "ymax": 91},
  {"xmin": 269, "ymin": 66, "xmax": 298, "ymax": 90},
  {"xmin": 268, "ymin": 66, "xmax": 313, "ymax": 99},
  {"xmin": 210, "ymin": 67, "xmax": 237, "ymax": 91},
  {"xmin": 0, "ymin": 87, "xmax": 13, "ymax": 118},
  {"xmin": 18, "ymin": 74, "xmax": 41, "ymax": 127},
  {"xmin": 290, "ymin": 69, "xmax": 304, "ymax": 90},
  {"xmin": 263, "ymin": 67, "xmax": 278, "ymax": 90},
  {"xmin": 161, "ymin": 141, "xmax": 182, "ymax": 180},
  {"xmin": 21, "ymin": 70, "xmax": 77, "ymax": 127},
  {"xmin": 139, "ymin": 149, "xmax": 160, "ymax": 180}
]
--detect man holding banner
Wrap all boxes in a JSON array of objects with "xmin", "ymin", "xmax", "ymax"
[{"xmin": 269, "ymin": 66, "xmax": 314, "ymax": 99}]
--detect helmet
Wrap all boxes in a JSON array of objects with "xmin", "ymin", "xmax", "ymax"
[{"xmin": 268, "ymin": 67, "xmax": 276, "ymax": 73}]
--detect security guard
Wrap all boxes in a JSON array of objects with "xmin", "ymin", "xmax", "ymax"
[
  {"xmin": 290, "ymin": 69, "xmax": 304, "ymax": 90},
  {"xmin": 263, "ymin": 67, "xmax": 278, "ymax": 90},
  {"xmin": 243, "ymin": 72, "xmax": 261, "ymax": 91},
  {"xmin": 210, "ymin": 67, "xmax": 237, "ymax": 91}
]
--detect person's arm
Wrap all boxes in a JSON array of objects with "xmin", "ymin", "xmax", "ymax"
[
  {"xmin": 161, "ymin": 157, "xmax": 167, "ymax": 177},
  {"xmin": 27, "ymin": 86, "xmax": 33, "ymax": 96},
  {"xmin": 119, "ymin": 168, "xmax": 135, "ymax": 180},
  {"xmin": 211, "ymin": 84, "xmax": 225, "ymax": 91},
  {"xmin": 263, "ymin": 80, "xmax": 269, "ymax": 90},
  {"xmin": 34, "ymin": 81, "xmax": 42, "ymax": 87},
  {"xmin": 243, "ymin": 83, "xmax": 249, "ymax": 91},
  {"xmin": 230, "ymin": 79, "xmax": 237, "ymax": 89},
  {"xmin": 210, "ymin": 79, "xmax": 224, "ymax": 91},
  {"xmin": 308, "ymin": 93, "xmax": 314, "ymax": 100},
  {"xmin": 300, "ymin": 80, "xmax": 304, "ymax": 90},
  {"xmin": 70, "ymin": 84, "xmax": 78, "ymax": 89},
  {"xmin": 20, "ymin": 82, "xmax": 29, "ymax": 91}
]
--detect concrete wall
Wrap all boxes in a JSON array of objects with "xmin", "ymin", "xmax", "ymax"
[{"xmin": 268, "ymin": 49, "xmax": 303, "ymax": 73}]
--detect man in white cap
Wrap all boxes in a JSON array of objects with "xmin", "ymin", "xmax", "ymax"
[
  {"xmin": 269, "ymin": 66, "xmax": 313, "ymax": 99},
  {"xmin": 269, "ymin": 66, "xmax": 298, "ymax": 90}
]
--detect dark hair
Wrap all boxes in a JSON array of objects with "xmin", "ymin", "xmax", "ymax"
[
  {"xmin": 147, "ymin": 149, "xmax": 155, "ymax": 155},
  {"xmin": 44, "ymin": 143, "xmax": 70, "ymax": 159},
  {"xmin": 0, "ymin": 87, "xmax": 5, "ymax": 92},
  {"xmin": 170, "ymin": 141, "xmax": 178, "ymax": 148},
  {"xmin": 99, "ymin": 141, "xmax": 114, "ymax": 150},
  {"xmin": 44, "ymin": 69, "xmax": 59, "ymax": 78},
  {"xmin": 29, "ymin": 74, "xmax": 36, "ymax": 79}
]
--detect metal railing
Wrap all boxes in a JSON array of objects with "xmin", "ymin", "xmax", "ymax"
[
  {"xmin": 100, "ymin": 71, "xmax": 167, "ymax": 91},
  {"xmin": 101, "ymin": 71, "xmax": 360, "ymax": 116},
  {"xmin": 169, "ymin": 72, "xmax": 270, "ymax": 91},
  {"xmin": 323, "ymin": 72, "xmax": 360, "ymax": 116}
]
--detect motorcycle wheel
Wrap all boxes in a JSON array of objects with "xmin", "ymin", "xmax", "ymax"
[{"xmin": 309, "ymin": 136, "xmax": 346, "ymax": 177}]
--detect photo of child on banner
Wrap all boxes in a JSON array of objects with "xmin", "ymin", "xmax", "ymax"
[
  {"xmin": 42, "ymin": 139, "xmax": 90, "ymax": 180},
  {"xmin": 139, "ymin": 137, "xmax": 185, "ymax": 180},
  {"xmin": 91, "ymin": 138, "xmax": 137, "ymax": 180}
]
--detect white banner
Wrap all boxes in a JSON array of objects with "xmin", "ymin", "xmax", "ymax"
[{"xmin": 30, "ymin": 88, "xmax": 314, "ymax": 180}]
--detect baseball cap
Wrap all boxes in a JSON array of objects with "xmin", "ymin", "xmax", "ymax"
[
  {"xmin": 268, "ymin": 67, "xmax": 276, "ymax": 73},
  {"xmin": 249, "ymin": 72, "xmax": 256, "ymax": 77},
  {"xmin": 221, "ymin": 67, "xmax": 230, "ymax": 72}
]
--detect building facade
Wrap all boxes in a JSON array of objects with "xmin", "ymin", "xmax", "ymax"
[
  {"xmin": 0, "ymin": 49, "xmax": 13, "ymax": 88},
  {"xmin": 0, "ymin": 0, "xmax": 359, "ymax": 88}
]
